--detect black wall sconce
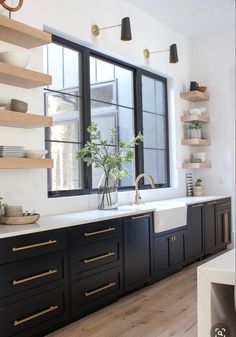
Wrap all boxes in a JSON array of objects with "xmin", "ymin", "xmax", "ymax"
[
  {"xmin": 143, "ymin": 44, "xmax": 179, "ymax": 63},
  {"xmin": 91, "ymin": 17, "xmax": 132, "ymax": 41}
]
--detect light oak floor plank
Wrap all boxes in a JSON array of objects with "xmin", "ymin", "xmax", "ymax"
[{"xmin": 48, "ymin": 262, "xmax": 202, "ymax": 337}]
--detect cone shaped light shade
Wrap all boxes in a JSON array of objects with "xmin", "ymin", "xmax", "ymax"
[
  {"xmin": 121, "ymin": 17, "xmax": 132, "ymax": 41},
  {"xmin": 169, "ymin": 44, "xmax": 178, "ymax": 63}
]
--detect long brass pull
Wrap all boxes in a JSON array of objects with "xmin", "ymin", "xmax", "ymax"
[
  {"xmin": 83, "ymin": 252, "xmax": 116, "ymax": 264},
  {"xmin": 223, "ymin": 213, "xmax": 229, "ymax": 243},
  {"xmin": 12, "ymin": 269, "xmax": 58, "ymax": 286},
  {"xmin": 131, "ymin": 214, "xmax": 150, "ymax": 220},
  {"xmin": 12, "ymin": 240, "xmax": 57, "ymax": 252},
  {"xmin": 191, "ymin": 204, "xmax": 203, "ymax": 208},
  {"xmin": 84, "ymin": 227, "xmax": 115, "ymax": 237},
  {"xmin": 219, "ymin": 202, "xmax": 231, "ymax": 207},
  {"xmin": 207, "ymin": 201, "xmax": 217, "ymax": 205},
  {"xmin": 13, "ymin": 305, "xmax": 59, "ymax": 326},
  {"xmin": 85, "ymin": 282, "xmax": 116, "ymax": 297}
]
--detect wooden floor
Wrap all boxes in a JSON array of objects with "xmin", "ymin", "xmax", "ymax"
[{"xmin": 48, "ymin": 263, "xmax": 199, "ymax": 337}]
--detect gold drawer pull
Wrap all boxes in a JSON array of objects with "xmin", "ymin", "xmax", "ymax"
[
  {"xmin": 12, "ymin": 240, "xmax": 57, "ymax": 252},
  {"xmin": 223, "ymin": 213, "xmax": 229, "ymax": 243},
  {"xmin": 84, "ymin": 227, "xmax": 115, "ymax": 237},
  {"xmin": 85, "ymin": 282, "xmax": 116, "ymax": 297},
  {"xmin": 14, "ymin": 305, "xmax": 59, "ymax": 326},
  {"xmin": 131, "ymin": 214, "xmax": 150, "ymax": 220},
  {"xmin": 207, "ymin": 201, "xmax": 217, "ymax": 205},
  {"xmin": 191, "ymin": 204, "xmax": 203, "ymax": 208},
  {"xmin": 12, "ymin": 269, "xmax": 58, "ymax": 286},
  {"xmin": 219, "ymin": 202, "xmax": 231, "ymax": 207},
  {"xmin": 83, "ymin": 252, "xmax": 116, "ymax": 264}
]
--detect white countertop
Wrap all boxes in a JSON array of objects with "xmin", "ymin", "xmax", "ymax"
[{"xmin": 0, "ymin": 195, "xmax": 229, "ymax": 239}]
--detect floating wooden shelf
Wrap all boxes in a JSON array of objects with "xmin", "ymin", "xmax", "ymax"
[
  {"xmin": 180, "ymin": 91, "xmax": 209, "ymax": 102},
  {"xmin": 182, "ymin": 161, "xmax": 211, "ymax": 169},
  {"xmin": 181, "ymin": 139, "xmax": 210, "ymax": 146},
  {"xmin": 0, "ymin": 158, "xmax": 53, "ymax": 169},
  {"xmin": 0, "ymin": 62, "xmax": 52, "ymax": 88},
  {"xmin": 181, "ymin": 115, "xmax": 210, "ymax": 123},
  {"xmin": 0, "ymin": 14, "xmax": 51, "ymax": 48},
  {"xmin": 0, "ymin": 110, "xmax": 52, "ymax": 128}
]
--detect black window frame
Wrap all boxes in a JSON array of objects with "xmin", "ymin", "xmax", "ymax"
[{"xmin": 45, "ymin": 34, "xmax": 170, "ymax": 198}]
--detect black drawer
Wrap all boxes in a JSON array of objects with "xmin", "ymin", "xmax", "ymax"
[
  {"xmin": 0, "ymin": 286, "xmax": 68, "ymax": 337},
  {"xmin": 0, "ymin": 229, "xmax": 67, "ymax": 264},
  {"xmin": 0, "ymin": 251, "xmax": 68, "ymax": 298},
  {"xmin": 71, "ymin": 238, "xmax": 122, "ymax": 279},
  {"xmin": 70, "ymin": 218, "xmax": 122, "ymax": 247},
  {"xmin": 72, "ymin": 266, "xmax": 123, "ymax": 315}
]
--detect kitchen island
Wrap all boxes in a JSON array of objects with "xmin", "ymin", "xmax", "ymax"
[{"xmin": 197, "ymin": 249, "xmax": 235, "ymax": 337}]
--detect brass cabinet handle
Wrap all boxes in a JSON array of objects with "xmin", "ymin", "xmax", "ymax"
[
  {"xmin": 168, "ymin": 236, "xmax": 173, "ymax": 242},
  {"xmin": 84, "ymin": 227, "xmax": 115, "ymax": 237},
  {"xmin": 219, "ymin": 202, "xmax": 231, "ymax": 207},
  {"xmin": 223, "ymin": 213, "xmax": 230, "ymax": 243},
  {"xmin": 207, "ymin": 201, "xmax": 217, "ymax": 205},
  {"xmin": 173, "ymin": 236, "xmax": 176, "ymax": 241},
  {"xmin": 85, "ymin": 282, "xmax": 116, "ymax": 297},
  {"xmin": 13, "ymin": 305, "xmax": 59, "ymax": 326},
  {"xmin": 12, "ymin": 240, "xmax": 57, "ymax": 252},
  {"xmin": 12, "ymin": 269, "xmax": 58, "ymax": 286},
  {"xmin": 83, "ymin": 252, "xmax": 116, "ymax": 264},
  {"xmin": 191, "ymin": 204, "xmax": 203, "ymax": 208},
  {"xmin": 131, "ymin": 214, "xmax": 150, "ymax": 220}
]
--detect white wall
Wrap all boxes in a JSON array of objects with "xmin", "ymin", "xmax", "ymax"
[
  {"xmin": 189, "ymin": 32, "xmax": 235, "ymax": 237},
  {"xmin": 0, "ymin": 0, "xmax": 192, "ymax": 215}
]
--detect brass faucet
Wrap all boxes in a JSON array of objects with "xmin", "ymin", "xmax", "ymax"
[{"xmin": 135, "ymin": 173, "xmax": 155, "ymax": 204}]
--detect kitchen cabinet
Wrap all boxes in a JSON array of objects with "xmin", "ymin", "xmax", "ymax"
[
  {"xmin": 216, "ymin": 199, "xmax": 231, "ymax": 251},
  {"xmin": 204, "ymin": 201, "xmax": 217, "ymax": 255},
  {"xmin": 186, "ymin": 203, "xmax": 204, "ymax": 264},
  {"xmin": 69, "ymin": 218, "xmax": 123, "ymax": 318},
  {"xmin": 154, "ymin": 228, "xmax": 186, "ymax": 281},
  {"xmin": 124, "ymin": 213, "xmax": 153, "ymax": 292}
]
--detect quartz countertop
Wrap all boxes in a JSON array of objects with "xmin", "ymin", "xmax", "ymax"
[{"xmin": 0, "ymin": 195, "xmax": 230, "ymax": 239}]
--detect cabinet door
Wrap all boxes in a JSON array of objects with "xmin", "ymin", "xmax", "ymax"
[
  {"xmin": 204, "ymin": 202, "xmax": 217, "ymax": 255},
  {"xmin": 124, "ymin": 213, "xmax": 152, "ymax": 292},
  {"xmin": 216, "ymin": 202, "xmax": 231, "ymax": 251},
  {"xmin": 186, "ymin": 204, "xmax": 204, "ymax": 263},
  {"xmin": 171, "ymin": 230, "xmax": 185, "ymax": 271},
  {"xmin": 154, "ymin": 233, "xmax": 172, "ymax": 281}
]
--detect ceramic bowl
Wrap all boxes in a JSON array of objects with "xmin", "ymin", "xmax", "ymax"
[
  {"xmin": 189, "ymin": 108, "xmax": 202, "ymax": 116},
  {"xmin": 0, "ymin": 51, "xmax": 30, "ymax": 68},
  {"xmin": 11, "ymin": 99, "xmax": 28, "ymax": 113},
  {"xmin": 25, "ymin": 150, "xmax": 48, "ymax": 159},
  {"xmin": 0, "ymin": 97, "xmax": 11, "ymax": 110}
]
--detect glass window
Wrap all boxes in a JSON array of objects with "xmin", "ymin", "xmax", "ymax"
[
  {"xmin": 44, "ymin": 36, "xmax": 170, "ymax": 197},
  {"xmin": 142, "ymin": 75, "xmax": 169, "ymax": 187},
  {"xmin": 90, "ymin": 56, "xmax": 135, "ymax": 188}
]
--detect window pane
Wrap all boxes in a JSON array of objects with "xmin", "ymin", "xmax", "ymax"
[
  {"xmin": 142, "ymin": 76, "xmax": 155, "ymax": 113},
  {"xmin": 143, "ymin": 112, "xmax": 157, "ymax": 148},
  {"xmin": 144, "ymin": 149, "xmax": 167, "ymax": 185},
  {"xmin": 45, "ymin": 92, "xmax": 82, "ymax": 143},
  {"xmin": 47, "ymin": 142, "xmax": 83, "ymax": 191},
  {"xmin": 46, "ymin": 43, "xmax": 81, "ymax": 94},
  {"xmin": 155, "ymin": 80, "xmax": 165, "ymax": 115},
  {"xmin": 115, "ymin": 66, "xmax": 133, "ymax": 108}
]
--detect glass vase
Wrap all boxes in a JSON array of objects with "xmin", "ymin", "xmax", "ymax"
[{"xmin": 97, "ymin": 172, "xmax": 118, "ymax": 210}]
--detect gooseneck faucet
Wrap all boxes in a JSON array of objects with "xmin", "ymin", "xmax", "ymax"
[{"xmin": 135, "ymin": 173, "xmax": 155, "ymax": 205}]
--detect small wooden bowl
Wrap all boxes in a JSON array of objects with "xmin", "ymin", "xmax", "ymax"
[
  {"xmin": 0, "ymin": 213, "xmax": 40, "ymax": 225},
  {"xmin": 197, "ymin": 86, "xmax": 207, "ymax": 92}
]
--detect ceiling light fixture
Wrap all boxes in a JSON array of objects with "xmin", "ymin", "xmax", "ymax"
[
  {"xmin": 143, "ymin": 43, "xmax": 179, "ymax": 63},
  {"xmin": 91, "ymin": 17, "xmax": 132, "ymax": 41}
]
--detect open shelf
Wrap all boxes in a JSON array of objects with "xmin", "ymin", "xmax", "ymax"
[
  {"xmin": 180, "ymin": 91, "xmax": 209, "ymax": 102},
  {"xmin": 0, "ymin": 14, "xmax": 51, "ymax": 48},
  {"xmin": 0, "ymin": 110, "xmax": 52, "ymax": 128},
  {"xmin": 182, "ymin": 161, "xmax": 211, "ymax": 169},
  {"xmin": 0, "ymin": 62, "xmax": 52, "ymax": 88},
  {"xmin": 0, "ymin": 158, "xmax": 53, "ymax": 169},
  {"xmin": 181, "ymin": 139, "xmax": 210, "ymax": 146},
  {"xmin": 181, "ymin": 115, "xmax": 210, "ymax": 123}
]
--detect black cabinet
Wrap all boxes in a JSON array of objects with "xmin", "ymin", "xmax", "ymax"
[
  {"xmin": 216, "ymin": 199, "xmax": 231, "ymax": 251},
  {"xmin": 204, "ymin": 201, "xmax": 217, "ymax": 255},
  {"xmin": 154, "ymin": 229, "xmax": 186, "ymax": 281},
  {"xmin": 186, "ymin": 203, "xmax": 204, "ymax": 264},
  {"xmin": 124, "ymin": 213, "xmax": 153, "ymax": 292}
]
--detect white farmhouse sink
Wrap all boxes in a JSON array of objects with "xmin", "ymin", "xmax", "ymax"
[{"xmin": 121, "ymin": 200, "xmax": 187, "ymax": 233}]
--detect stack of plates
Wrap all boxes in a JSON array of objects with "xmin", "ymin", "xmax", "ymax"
[{"xmin": 0, "ymin": 146, "xmax": 25, "ymax": 157}]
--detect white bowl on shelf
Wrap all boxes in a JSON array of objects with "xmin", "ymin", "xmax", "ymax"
[
  {"xmin": 25, "ymin": 150, "xmax": 48, "ymax": 159},
  {"xmin": 0, "ymin": 51, "xmax": 30, "ymax": 68}
]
